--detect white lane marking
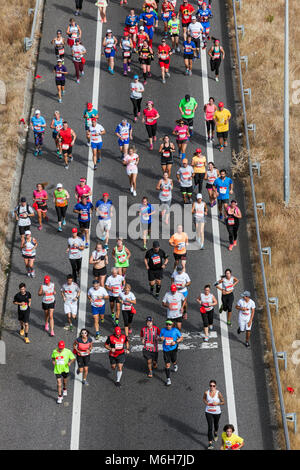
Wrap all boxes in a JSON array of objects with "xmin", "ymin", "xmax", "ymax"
[
  {"xmin": 200, "ymin": 48, "xmax": 239, "ymax": 432},
  {"xmin": 91, "ymin": 343, "xmax": 218, "ymax": 354},
  {"xmin": 70, "ymin": 10, "xmax": 102, "ymax": 451}
]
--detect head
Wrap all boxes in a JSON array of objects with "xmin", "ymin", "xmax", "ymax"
[
  {"xmin": 102, "ymin": 192, "xmax": 109, "ymax": 202},
  {"xmin": 87, "ymin": 102, "xmax": 93, "ymax": 111},
  {"xmin": 44, "ymin": 275, "xmax": 51, "ymax": 285},
  {"xmin": 106, "ymin": 29, "xmax": 113, "ymax": 37},
  {"xmin": 242, "ymin": 291, "xmax": 251, "ymax": 302},
  {"xmin": 225, "ymin": 268, "xmax": 232, "ymax": 279},
  {"xmin": 133, "ymin": 74, "xmax": 139, "ymax": 82},
  {"xmin": 72, "ymin": 227, "xmax": 78, "ymax": 237},
  {"xmin": 163, "ymin": 135, "xmax": 170, "ymax": 143},
  {"xmin": 170, "ymin": 284, "xmax": 177, "ymax": 295},
  {"xmin": 163, "ymin": 171, "xmax": 169, "ymax": 180},
  {"xmin": 95, "ymin": 241, "xmax": 104, "ymax": 251},
  {"xmin": 196, "ymin": 193, "xmax": 202, "ymax": 202},
  {"xmin": 57, "ymin": 29, "xmax": 62, "ymax": 36},
  {"xmin": 230, "ymin": 199, "xmax": 238, "ymax": 210},
  {"xmin": 130, "ymin": 8, "xmax": 135, "ymax": 15},
  {"xmin": 218, "ymin": 101, "xmax": 224, "ymax": 110},
  {"xmin": 116, "ymin": 238, "xmax": 123, "ymax": 249},
  {"xmin": 57, "ymin": 58, "xmax": 63, "ymax": 66},
  {"xmin": 124, "ymin": 283, "xmax": 131, "ymax": 294},
  {"xmin": 191, "ymin": 16, "xmax": 196, "ymax": 23},
  {"xmin": 220, "ymin": 169, "xmax": 227, "ymax": 179},
  {"xmin": 161, "ymin": 38, "xmax": 167, "ymax": 46},
  {"xmin": 92, "ymin": 279, "xmax": 100, "ymax": 290},
  {"xmin": 209, "ymin": 379, "xmax": 217, "ymax": 390},
  {"xmin": 223, "ymin": 424, "xmax": 235, "ymax": 437},
  {"xmin": 54, "ymin": 110, "xmax": 61, "ymax": 119},
  {"xmin": 195, "ymin": 148, "xmax": 202, "ymax": 156},
  {"xmin": 36, "ymin": 183, "xmax": 45, "ymax": 192},
  {"xmin": 177, "ymin": 224, "xmax": 183, "ymax": 234},
  {"xmin": 56, "ymin": 183, "xmax": 63, "ymax": 191},
  {"xmin": 19, "ymin": 282, "xmax": 26, "ymax": 295},
  {"xmin": 182, "ymin": 158, "xmax": 188, "ymax": 168},
  {"xmin": 142, "ymin": 196, "xmax": 148, "ymax": 206},
  {"xmin": 66, "ymin": 274, "xmax": 73, "ymax": 285},
  {"xmin": 111, "ymin": 267, "xmax": 118, "ymax": 277},
  {"xmin": 178, "ymin": 119, "xmax": 185, "ymax": 127},
  {"xmin": 176, "ymin": 265, "xmax": 183, "ymax": 274},
  {"xmin": 114, "ymin": 326, "xmax": 122, "ymax": 337},
  {"xmin": 20, "ymin": 197, "xmax": 27, "ymax": 206},
  {"xmin": 63, "ymin": 121, "xmax": 68, "ymax": 130},
  {"xmin": 24, "ymin": 230, "xmax": 31, "ymax": 239},
  {"xmin": 147, "ymin": 100, "xmax": 153, "ymax": 109},
  {"xmin": 166, "ymin": 320, "xmax": 174, "ymax": 329},
  {"xmin": 153, "ymin": 240, "xmax": 160, "ymax": 252},
  {"xmin": 204, "ymin": 284, "xmax": 211, "ymax": 295},
  {"xmin": 35, "ymin": 110, "xmax": 40, "ymax": 118},
  {"xmin": 79, "ymin": 177, "xmax": 86, "ymax": 187},
  {"xmin": 146, "ymin": 316, "xmax": 153, "ymax": 327},
  {"xmin": 69, "ymin": 17, "xmax": 75, "ymax": 25},
  {"xmin": 208, "ymin": 161, "xmax": 215, "ymax": 170},
  {"xmin": 80, "ymin": 328, "xmax": 90, "ymax": 338},
  {"xmin": 187, "ymin": 35, "xmax": 192, "ymax": 42},
  {"xmin": 209, "ymin": 96, "xmax": 215, "ymax": 105},
  {"xmin": 81, "ymin": 195, "xmax": 88, "ymax": 205},
  {"xmin": 121, "ymin": 119, "xmax": 127, "ymax": 126},
  {"xmin": 214, "ymin": 39, "xmax": 220, "ymax": 45},
  {"xmin": 58, "ymin": 340, "xmax": 65, "ymax": 352}
]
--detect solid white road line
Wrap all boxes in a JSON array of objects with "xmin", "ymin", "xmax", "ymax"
[
  {"xmin": 70, "ymin": 10, "xmax": 103, "ymax": 451},
  {"xmin": 200, "ymin": 48, "xmax": 238, "ymax": 432}
]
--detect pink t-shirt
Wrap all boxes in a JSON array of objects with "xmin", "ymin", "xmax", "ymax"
[
  {"xmin": 33, "ymin": 189, "xmax": 47, "ymax": 203},
  {"xmin": 123, "ymin": 153, "xmax": 139, "ymax": 171},
  {"xmin": 143, "ymin": 108, "xmax": 159, "ymax": 125},
  {"xmin": 174, "ymin": 125, "xmax": 189, "ymax": 141},
  {"xmin": 75, "ymin": 184, "xmax": 91, "ymax": 202}
]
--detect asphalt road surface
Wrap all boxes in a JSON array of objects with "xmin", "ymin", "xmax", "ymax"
[{"xmin": 0, "ymin": 0, "xmax": 276, "ymax": 450}]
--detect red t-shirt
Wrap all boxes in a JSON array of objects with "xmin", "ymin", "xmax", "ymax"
[
  {"xmin": 106, "ymin": 334, "xmax": 128, "ymax": 357},
  {"xmin": 158, "ymin": 44, "xmax": 171, "ymax": 60},
  {"xmin": 161, "ymin": 1, "xmax": 174, "ymax": 13},
  {"xmin": 143, "ymin": 108, "xmax": 159, "ymax": 125},
  {"xmin": 179, "ymin": 3, "xmax": 195, "ymax": 23}
]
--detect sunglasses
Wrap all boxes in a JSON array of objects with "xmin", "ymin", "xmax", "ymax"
[{"xmin": 209, "ymin": 384, "xmax": 216, "ymax": 387}]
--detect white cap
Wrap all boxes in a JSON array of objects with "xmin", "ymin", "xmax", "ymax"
[
  {"xmin": 196, "ymin": 193, "xmax": 202, "ymax": 199},
  {"xmin": 107, "ymin": 29, "xmax": 112, "ymax": 33},
  {"xmin": 139, "ymin": 25, "xmax": 144, "ymax": 30},
  {"xmin": 191, "ymin": 16, "xmax": 197, "ymax": 19},
  {"xmin": 56, "ymin": 183, "xmax": 63, "ymax": 188},
  {"xmin": 241, "ymin": 291, "xmax": 251, "ymax": 297},
  {"xmin": 25, "ymin": 230, "xmax": 31, "ymax": 235},
  {"xmin": 35, "ymin": 109, "xmax": 40, "ymax": 114}
]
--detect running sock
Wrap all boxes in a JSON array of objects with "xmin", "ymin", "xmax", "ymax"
[
  {"xmin": 156, "ymin": 284, "xmax": 161, "ymax": 294},
  {"xmin": 25, "ymin": 332, "xmax": 28, "ymax": 338},
  {"xmin": 150, "ymin": 285, "xmax": 154, "ymax": 293},
  {"xmin": 181, "ymin": 153, "xmax": 185, "ymax": 159},
  {"xmin": 143, "ymin": 72, "xmax": 147, "ymax": 81},
  {"xmin": 123, "ymin": 63, "xmax": 127, "ymax": 73},
  {"xmin": 165, "ymin": 368, "xmax": 170, "ymax": 379},
  {"xmin": 116, "ymin": 371, "xmax": 122, "ymax": 382}
]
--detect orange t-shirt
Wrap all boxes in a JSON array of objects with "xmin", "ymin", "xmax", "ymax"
[{"xmin": 169, "ymin": 232, "xmax": 188, "ymax": 254}]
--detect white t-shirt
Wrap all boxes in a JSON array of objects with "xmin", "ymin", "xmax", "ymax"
[
  {"xmin": 171, "ymin": 271, "xmax": 191, "ymax": 294},
  {"xmin": 16, "ymin": 204, "xmax": 34, "ymax": 227},
  {"xmin": 237, "ymin": 298, "xmax": 255, "ymax": 318},
  {"xmin": 89, "ymin": 124, "xmax": 104, "ymax": 143},
  {"xmin": 130, "ymin": 82, "xmax": 144, "ymax": 99},
  {"xmin": 68, "ymin": 237, "xmax": 84, "ymax": 259},
  {"xmin": 187, "ymin": 22, "xmax": 204, "ymax": 39},
  {"xmin": 120, "ymin": 292, "xmax": 136, "ymax": 311},
  {"xmin": 72, "ymin": 44, "xmax": 86, "ymax": 61},
  {"xmin": 105, "ymin": 275, "xmax": 125, "ymax": 297},
  {"xmin": 88, "ymin": 286, "xmax": 108, "ymax": 307},
  {"xmin": 163, "ymin": 292, "xmax": 185, "ymax": 318},
  {"xmin": 61, "ymin": 282, "xmax": 80, "ymax": 304}
]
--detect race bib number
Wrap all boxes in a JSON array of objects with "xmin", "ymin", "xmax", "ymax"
[
  {"xmin": 219, "ymin": 187, "xmax": 227, "ymax": 194},
  {"xmin": 62, "ymin": 144, "xmax": 69, "ymax": 150}
]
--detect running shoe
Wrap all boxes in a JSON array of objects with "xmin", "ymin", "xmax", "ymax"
[
  {"xmin": 104, "ymin": 244, "xmax": 109, "ymax": 250},
  {"xmin": 63, "ymin": 389, "xmax": 67, "ymax": 397},
  {"xmin": 130, "ymin": 186, "xmax": 133, "ymax": 193},
  {"xmin": 128, "ymin": 66, "xmax": 131, "ymax": 72},
  {"xmin": 69, "ymin": 324, "xmax": 73, "ymax": 332},
  {"xmin": 143, "ymin": 243, "xmax": 147, "ymax": 250},
  {"xmin": 213, "ymin": 433, "xmax": 218, "ymax": 442},
  {"xmin": 115, "ymin": 381, "xmax": 121, "ymax": 387},
  {"xmin": 57, "ymin": 396, "xmax": 63, "ymax": 404},
  {"xmin": 147, "ymin": 371, "xmax": 153, "ymax": 378},
  {"xmin": 65, "ymin": 165, "xmax": 69, "ymax": 170},
  {"xmin": 58, "ymin": 226, "xmax": 62, "ymax": 232},
  {"xmin": 34, "ymin": 150, "xmax": 38, "ymax": 157},
  {"xmin": 38, "ymin": 150, "xmax": 42, "ymax": 156},
  {"xmin": 176, "ymin": 46, "xmax": 180, "ymax": 52},
  {"xmin": 207, "ymin": 443, "xmax": 214, "ymax": 450},
  {"xmin": 245, "ymin": 342, "xmax": 250, "ymax": 348},
  {"xmin": 219, "ymin": 146, "xmax": 224, "ymax": 152},
  {"xmin": 166, "ymin": 378, "xmax": 171, "ymax": 386},
  {"xmin": 115, "ymin": 319, "xmax": 119, "ymax": 326},
  {"xmin": 233, "ymin": 240, "xmax": 237, "ymax": 246},
  {"xmin": 219, "ymin": 304, "xmax": 223, "ymax": 313},
  {"xmin": 166, "ymin": 72, "xmax": 170, "ymax": 78},
  {"xmin": 147, "ymin": 72, "xmax": 152, "ymax": 77},
  {"xmin": 50, "ymin": 330, "xmax": 55, "ymax": 337},
  {"xmin": 24, "ymin": 337, "xmax": 30, "ymax": 344},
  {"xmin": 76, "ymin": 79, "xmax": 80, "ymax": 84},
  {"xmin": 204, "ymin": 336, "xmax": 209, "ymax": 342},
  {"xmin": 173, "ymin": 364, "xmax": 178, "ymax": 372},
  {"xmin": 228, "ymin": 244, "xmax": 233, "ymax": 251},
  {"xmin": 101, "ymin": 318, "xmax": 105, "ymax": 323},
  {"xmin": 38, "ymin": 225, "xmax": 42, "ymax": 231},
  {"xmin": 149, "ymin": 143, "xmax": 153, "ymax": 150},
  {"xmin": 86, "ymin": 141, "xmax": 91, "ymax": 147},
  {"xmin": 153, "ymin": 136, "xmax": 157, "ymax": 142},
  {"xmin": 218, "ymin": 214, "xmax": 223, "ymax": 220},
  {"xmin": 227, "ymin": 321, "xmax": 232, "ymax": 326},
  {"xmin": 81, "ymin": 71, "xmax": 84, "ymax": 76},
  {"xmin": 19, "ymin": 329, "xmax": 25, "ymax": 336},
  {"xmin": 128, "ymin": 328, "xmax": 132, "ymax": 334},
  {"xmin": 209, "ymin": 325, "xmax": 213, "ymax": 331},
  {"xmin": 134, "ymin": 117, "xmax": 137, "ymax": 122},
  {"xmin": 237, "ymin": 327, "xmax": 241, "ymax": 334},
  {"xmin": 94, "ymin": 164, "xmax": 97, "ymax": 170},
  {"xmin": 45, "ymin": 323, "xmax": 49, "ymax": 332},
  {"xmin": 62, "ymin": 219, "xmax": 66, "ymax": 226},
  {"xmin": 82, "ymin": 380, "xmax": 89, "ymax": 385},
  {"xmin": 144, "ymin": 80, "xmax": 147, "ymax": 85},
  {"xmin": 97, "ymin": 158, "xmax": 101, "ymax": 163},
  {"xmin": 162, "ymin": 78, "xmax": 166, "ymax": 84},
  {"xmin": 216, "ymin": 77, "xmax": 219, "ymax": 82},
  {"xmin": 85, "ymin": 242, "xmax": 89, "ymax": 248}
]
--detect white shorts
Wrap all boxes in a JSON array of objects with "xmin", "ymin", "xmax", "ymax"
[
  {"xmin": 238, "ymin": 314, "xmax": 252, "ymax": 331},
  {"xmin": 64, "ymin": 301, "xmax": 78, "ymax": 316},
  {"xmin": 97, "ymin": 219, "xmax": 112, "ymax": 239},
  {"xmin": 126, "ymin": 167, "xmax": 138, "ymax": 176}
]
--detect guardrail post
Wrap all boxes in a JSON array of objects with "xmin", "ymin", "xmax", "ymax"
[
  {"xmin": 277, "ymin": 352, "xmax": 287, "ymax": 371},
  {"xmin": 244, "ymin": 88, "xmax": 251, "ymax": 104},
  {"xmin": 24, "ymin": 0, "xmax": 40, "ymax": 52},
  {"xmin": 286, "ymin": 413, "xmax": 297, "ymax": 434},
  {"xmin": 237, "ymin": 25, "xmax": 245, "ymax": 39},
  {"xmin": 240, "ymin": 55, "xmax": 248, "ymax": 71},
  {"xmin": 251, "ymin": 162, "xmax": 261, "ymax": 177},
  {"xmin": 268, "ymin": 297, "xmax": 279, "ymax": 314},
  {"xmin": 256, "ymin": 202, "xmax": 265, "ymax": 216},
  {"xmin": 235, "ymin": 0, "xmax": 242, "ymax": 9},
  {"xmin": 261, "ymin": 247, "xmax": 271, "ymax": 266},
  {"xmin": 247, "ymin": 123, "xmax": 256, "ymax": 138}
]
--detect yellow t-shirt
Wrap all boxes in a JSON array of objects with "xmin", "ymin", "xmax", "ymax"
[
  {"xmin": 191, "ymin": 155, "xmax": 206, "ymax": 174},
  {"xmin": 221, "ymin": 432, "xmax": 244, "ymax": 450},
  {"xmin": 214, "ymin": 109, "xmax": 231, "ymax": 133}
]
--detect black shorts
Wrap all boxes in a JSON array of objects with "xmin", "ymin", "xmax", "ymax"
[
  {"xmin": 55, "ymin": 372, "xmax": 69, "ymax": 379},
  {"xmin": 139, "ymin": 58, "xmax": 151, "ymax": 65},
  {"xmin": 217, "ymin": 131, "xmax": 229, "ymax": 140},
  {"xmin": 55, "ymin": 79, "xmax": 65, "ymax": 86},
  {"xmin": 172, "ymin": 316, "xmax": 183, "ymax": 324},
  {"xmin": 174, "ymin": 253, "xmax": 187, "ymax": 261},
  {"xmin": 163, "ymin": 347, "xmax": 178, "ymax": 364},
  {"xmin": 182, "ymin": 22, "xmax": 191, "ymax": 29},
  {"xmin": 109, "ymin": 353, "xmax": 125, "ymax": 365},
  {"xmin": 206, "ymin": 183, "xmax": 214, "ymax": 190},
  {"xmin": 19, "ymin": 226, "xmax": 31, "ymax": 235},
  {"xmin": 180, "ymin": 185, "xmax": 193, "ymax": 195},
  {"xmin": 122, "ymin": 52, "xmax": 132, "ymax": 60},
  {"xmin": 161, "ymin": 157, "xmax": 173, "ymax": 165},
  {"xmin": 170, "ymin": 33, "xmax": 179, "ymax": 37},
  {"xmin": 148, "ymin": 269, "xmax": 163, "ymax": 282},
  {"xmin": 76, "ymin": 355, "xmax": 90, "ymax": 368},
  {"xmin": 109, "ymin": 296, "xmax": 120, "ymax": 304},
  {"xmin": 192, "ymin": 37, "xmax": 201, "ymax": 48},
  {"xmin": 184, "ymin": 53, "xmax": 194, "ymax": 60},
  {"xmin": 143, "ymin": 349, "xmax": 158, "ymax": 362},
  {"xmin": 93, "ymin": 266, "xmax": 107, "ymax": 277},
  {"xmin": 79, "ymin": 220, "xmax": 90, "ymax": 229},
  {"xmin": 42, "ymin": 302, "xmax": 55, "ymax": 311},
  {"xmin": 62, "ymin": 146, "xmax": 73, "ymax": 156},
  {"xmin": 122, "ymin": 309, "xmax": 134, "ymax": 327},
  {"xmin": 22, "ymin": 255, "xmax": 35, "ymax": 260},
  {"xmin": 18, "ymin": 309, "xmax": 30, "ymax": 323}
]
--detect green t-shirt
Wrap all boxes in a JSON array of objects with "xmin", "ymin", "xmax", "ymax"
[
  {"xmin": 179, "ymin": 97, "xmax": 198, "ymax": 119},
  {"xmin": 52, "ymin": 348, "xmax": 75, "ymax": 375},
  {"xmin": 168, "ymin": 18, "xmax": 180, "ymax": 35},
  {"xmin": 83, "ymin": 108, "xmax": 98, "ymax": 128}
]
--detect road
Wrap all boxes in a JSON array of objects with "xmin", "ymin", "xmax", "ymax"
[{"xmin": 0, "ymin": 0, "xmax": 276, "ymax": 450}]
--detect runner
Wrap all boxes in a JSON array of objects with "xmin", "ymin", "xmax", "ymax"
[
  {"xmin": 89, "ymin": 242, "xmax": 108, "ymax": 286},
  {"xmin": 159, "ymin": 135, "xmax": 175, "ymax": 177},
  {"xmin": 225, "ymin": 200, "xmax": 242, "ymax": 251},
  {"xmin": 140, "ymin": 316, "xmax": 161, "ymax": 377},
  {"xmin": 208, "ymin": 38, "xmax": 225, "ymax": 82},
  {"xmin": 159, "ymin": 319, "xmax": 183, "ymax": 386},
  {"xmin": 38, "ymin": 275, "xmax": 56, "ymax": 337},
  {"xmin": 112, "ymin": 238, "xmax": 131, "ymax": 277},
  {"xmin": 191, "ymin": 148, "xmax": 206, "ymax": 193},
  {"xmin": 213, "ymin": 169, "xmax": 233, "ymax": 220},
  {"xmin": 102, "ymin": 30, "xmax": 117, "ymax": 75},
  {"xmin": 139, "ymin": 6, "xmax": 158, "ymax": 48},
  {"xmin": 182, "ymin": 35, "xmax": 196, "ymax": 76},
  {"xmin": 30, "ymin": 109, "xmax": 46, "ymax": 157},
  {"xmin": 143, "ymin": 0, "xmax": 158, "ymax": 11},
  {"xmin": 75, "ymin": 177, "xmax": 92, "ymax": 203},
  {"xmin": 205, "ymin": 161, "xmax": 219, "ymax": 207},
  {"xmin": 139, "ymin": 196, "xmax": 156, "ymax": 250},
  {"xmin": 176, "ymin": 158, "xmax": 194, "ymax": 204},
  {"xmin": 33, "ymin": 183, "xmax": 48, "ymax": 231},
  {"xmin": 145, "ymin": 240, "xmax": 169, "ymax": 298},
  {"xmin": 124, "ymin": 9, "xmax": 139, "ymax": 49},
  {"xmin": 123, "ymin": 146, "xmax": 139, "ymax": 196},
  {"xmin": 130, "ymin": 75, "xmax": 145, "ymax": 122},
  {"xmin": 120, "ymin": 31, "xmax": 133, "ymax": 76},
  {"xmin": 13, "ymin": 283, "xmax": 32, "ymax": 344},
  {"xmin": 204, "ymin": 96, "xmax": 217, "ymax": 142},
  {"xmin": 51, "ymin": 340, "xmax": 75, "ymax": 404},
  {"xmin": 95, "ymin": 0, "xmax": 108, "ymax": 23},
  {"xmin": 221, "ymin": 425, "xmax": 244, "ymax": 450},
  {"xmin": 197, "ymin": 1, "xmax": 213, "ymax": 49},
  {"xmin": 74, "ymin": 0, "xmax": 84, "ymax": 16},
  {"xmin": 168, "ymin": 12, "xmax": 180, "ymax": 53},
  {"xmin": 53, "ymin": 183, "xmax": 70, "ymax": 231},
  {"xmin": 104, "ymin": 326, "xmax": 129, "ymax": 387},
  {"xmin": 178, "ymin": 94, "xmax": 198, "ymax": 136},
  {"xmin": 137, "ymin": 26, "xmax": 150, "ymax": 50},
  {"xmin": 179, "ymin": 0, "xmax": 196, "ymax": 41},
  {"xmin": 50, "ymin": 110, "xmax": 64, "ymax": 157},
  {"xmin": 171, "ymin": 264, "xmax": 191, "ymax": 319},
  {"xmin": 187, "ymin": 16, "xmax": 203, "ymax": 58},
  {"xmin": 157, "ymin": 37, "xmax": 172, "ymax": 84},
  {"xmin": 216, "ymin": 268, "xmax": 239, "ymax": 326},
  {"xmin": 73, "ymin": 195, "xmax": 93, "ymax": 247},
  {"xmin": 173, "ymin": 119, "xmax": 190, "ymax": 160},
  {"xmin": 203, "ymin": 380, "xmax": 225, "ymax": 449},
  {"xmin": 14, "ymin": 197, "xmax": 34, "ymax": 244},
  {"xmin": 66, "ymin": 227, "xmax": 85, "ymax": 283},
  {"xmin": 115, "ymin": 119, "xmax": 133, "ymax": 158},
  {"xmin": 120, "ymin": 0, "xmax": 128, "ymax": 6},
  {"xmin": 71, "ymin": 37, "xmax": 87, "ymax": 84},
  {"xmin": 196, "ymin": 284, "xmax": 217, "ymax": 341},
  {"xmin": 88, "ymin": 117, "xmax": 106, "ymax": 170},
  {"xmin": 156, "ymin": 172, "xmax": 173, "ymax": 225},
  {"xmin": 83, "ymin": 102, "xmax": 99, "ymax": 146},
  {"xmin": 169, "ymin": 224, "xmax": 189, "ymax": 271},
  {"xmin": 213, "ymin": 102, "xmax": 231, "ymax": 151},
  {"xmin": 138, "ymin": 40, "xmax": 154, "ymax": 85},
  {"xmin": 88, "ymin": 279, "xmax": 109, "ymax": 339},
  {"xmin": 73, "ymin": 329, "xmax": 93, "ymax": 385},
  {"xmin": 53, "ymin": 58, "xmax": 68, "ymax": 103},
  {"xmin": 21, "ymin": 230, "xmax": 37, "ymax": 278},
  {"xmin": 66, "ymin": 18, "xmax": 82, "ymax": 48},
  {"xmin": 61, "ymin": 274, "xmax": 80, "ymax": 331},
  {"xmin": 162, "ymin": 284, "xmax": 186, "ymax": 331},
  {"xmin": 192, "ymin": 193, "xmax": 208, "ymax": 248},
  {"xmin": 58, "ymin": 121, "xmax": 77, "ymax": 170},
  {"xmin": 142, "ymin": 100, "xmax": 160, "ymax": 150},
  {"xmin": 161, "ymin": 0, "xmax": 174, "ymax": 36},
  {"xmin": 105, "ymin": 268, "xmax": 126, "ymax": 325},
  {"xmin": 51, "ymin": 29, "xmax": 65, "ymax": 62},
  {"xmin": 95, "ymin": 192, "xmax": 113, "ymax": 250},
  {"xmin": 236, "ymin": 291, "xmax": 256, "ymax": 348},
  {"xmin": 119, "ymin": 283, "xmax": 137, "ymax": 336}
]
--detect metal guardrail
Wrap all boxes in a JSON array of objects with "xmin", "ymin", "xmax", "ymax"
[
  {"xmin": 232, "ymin": 0, "xmax": 291, "ymax": 449},
  {"xmin": 24, "ymin": 0, "xmax": 41, "ymax": 51}
]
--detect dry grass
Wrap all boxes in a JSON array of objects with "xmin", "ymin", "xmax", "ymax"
[
  {"xmin": 0, "ymin": 1, "xmax": 35, "ymax": 304},
  {"xmin": 228, "ymin": 0, "xmax": 300, "ymax": 449}
]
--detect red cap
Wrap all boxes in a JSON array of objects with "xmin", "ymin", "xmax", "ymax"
[
  {"xmin": 44, "ymin": 275, "xmax": 51, "ymax": 283},
  {"xmin": 172, "ymin": 12, "xmax": 176, "ymax": 17},
  {"xmin": 195, "ymin": 148, "xmax": 202, "ymax": 153},
  {"xmin": 218, "ymin": 101, "xmax": 224, "ymax": 108},
  {"xmin": 58, "ymin": 340, "xmax": 65, "ymax": 350},
  {"xmin": 170, "ymin": 284, "xmax": 177, "ymax": 292},
  {"xmin": 79, "ymin": 177, "xmax": 86, "ymax": 182},
  {"xmin": 124, "ymin": 31, "xmax": 129, "ymax": 36},
  {"xmin": 102, "ymin": 192, "xmax": 109, "ymax": 197},
  {"xmin": 114, "ymin": 326, "xmax": 121, "ymax": 336},
  {"xmin": 72, "ymin": 228, "xmax": 78, "ymax": 233},
  {"xmin": 91, "ymin": 117, "xmax": 97, "ymax": 121},
  {"xmin": 87, "ymin": 102, "xmax": 93, "ymax": 109}
]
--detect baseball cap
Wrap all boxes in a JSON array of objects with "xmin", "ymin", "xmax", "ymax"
[
  {"xmin": 133, "ymin": 74, "xmax": 139, "ymax": 79},
  {"xmin": 124, "ymin": 31, "xmax": 129, "ymax": 36},
  {"xmin": 146, "ymin": 316, "xmax": 153, "ymax": 322},
  {"xmin": 241, "ymin": 291, "xmax": 251, "ymax": 297},
  {"xmin": 191, "ymin": 16, "xmax": 196, "ymax": 20},
  {"xmin": 166, "ymin": 320, "xmax": 174, "ymax": 325},
  {"xmin": 24, "ymin": 230, "xmax": 31, "ymax": 235},
  {"xmin": 139, "ymin": 26, "xmax": 144, "ymax": 30},
  {"xmin": 170, "ymin": 284, "xmax": 177, "ymax": 292},
  {"xmin": 56, "ymin": 183, "xmax": 63, "ymax": 188},
  {"xmin": 35, "ymin": 109, "xmax": 40, "ymax": 114},
  {"xmin": 57, "ymin": 58, "xmax": 62, "ymax": 62},
  {"xmin": 20, "ymin": 197, "xmax": 26, "ymax": 202},
  {"xmin": 80, "ymin": 177, "xmax": 86, "ymax": 182},
  {"xmin": 87, "ymin": 102, "xmax": 93, "ymax": 109},
  {"xmin": 215, "ymin": 39, "xmax": 220, "ymax": 43},
  {"xmin": 57, "ymin": 29, "xmax": 62, "ymax": 34},
  {"xmin": 185, "ymin": 94, "xmax": 190, "ymax": 101},
  {"xmin": 107, "ymin": 29, "xmax": 112, "ymax": 33},
  {"xmin": 153, "ymin": 241, "xmax": 160, "ymax": 248},
  {"xmin": 114, "ymin": 326, "xmax": 121, "ymax": 336},
  {"xmin": 102, "ymin": 192, "xmax": 109, "ymax": 197},
  {"xmin": 176, "ymin": 265, "xmax": 183, "ymax": 272},
  {"xmin": 58, "ymin": 341, "xmax": 65, "ymax": 350},
  {"xmin": 195, "ymin": 148, "xmax": 202, "ymax": 153},
  {"xmin": 218, "ymin": 101, "xmax": 224, "ymax": 108},
  {"xmin": 72, "ymin": 228, "xmax": 78, "ymax": 233},
  {"xmin": 44, "ymin": 275, "xmax": 51, "ymax": 283},
  {"xmin": 91, "ymin": 116, "xmax": 97, "ymax": 121},
  {"xmin": 196, "ymin": 193, "xmax": 202, "ymax": 199}
]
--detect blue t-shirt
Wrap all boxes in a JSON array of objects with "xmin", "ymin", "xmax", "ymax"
[
  {"xmin": 213, "ymin": 177, "xmax": 233, "ymax": 200},
  {"xmin": 115, "ymin": 123, "xmax": 132, "ymax": 140},
  {"xmin": 160, "ymin": 327, "xmax": 181, "ymax": 351},
  {"xmin": 31, "ymin": 116, "xmax": 46, "ymax": 133},
  {"xmin": 183, "ymin": 40, "xmax": 196, "ymax": 55},
  {"xmin": 95, "ymin": 199, "xmax": 113, "ymax": 220},
  {"xmin": 74, "ymin": 202, "xmax": 93, "ymax": 222},
  {"xmin": 139, "ymin": 11, "xmax": 158, "ymax": 27},
  {"xmin": 125, "ymin": 14, "xmax": 139, "ymax": 26},
  {"xmin": 140, "ymin": 203, "xmax": 153, "ymax": 224}
]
